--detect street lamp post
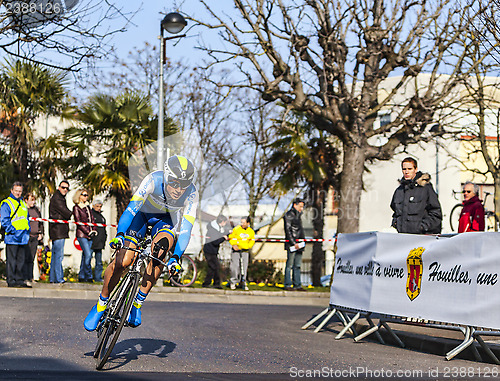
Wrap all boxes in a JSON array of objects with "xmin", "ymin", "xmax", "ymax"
[{"xmin": 157, "ymin": 12, "xmax": 187, "ymax": 169}]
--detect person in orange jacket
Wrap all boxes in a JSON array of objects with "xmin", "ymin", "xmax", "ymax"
[{"xmin": 228, "ymin": 216, "xmax": 255, "ymax": 290}]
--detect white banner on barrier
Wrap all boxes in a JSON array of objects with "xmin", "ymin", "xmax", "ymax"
[{"xmin": 330, "ymin": 232, "xmax": 500, "ymax": 329}]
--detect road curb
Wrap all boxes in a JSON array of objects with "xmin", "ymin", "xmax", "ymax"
[{"xmin": 0, "ymin": 281, "xmax": 329, "ymax": 306}]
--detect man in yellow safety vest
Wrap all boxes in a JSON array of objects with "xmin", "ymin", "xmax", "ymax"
[{"xmin": 1, "ymin": 182, "xmax": 30, "ymax": 288}]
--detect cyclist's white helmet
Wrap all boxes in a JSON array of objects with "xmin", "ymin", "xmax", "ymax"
[{"xmin": 164, "ymin": 155, "xmax": 195, "ymax": 189}]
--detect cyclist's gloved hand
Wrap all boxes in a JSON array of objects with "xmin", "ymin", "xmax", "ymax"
[
  {"xmin": 110, "ymin": 234, "xmax": 124, "ymax": 249},
  {"xmin": 167, "ymin": 256, "xmax": 181, "ymax": 275}
]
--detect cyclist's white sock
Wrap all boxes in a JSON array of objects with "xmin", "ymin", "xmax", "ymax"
[
  {"xmin": 97, "ymin": 294, "xmax": 108, "ymax": 312},
  {"xmin": 133, "ymin": 290, "xmax": 148, "ymax": 309}
]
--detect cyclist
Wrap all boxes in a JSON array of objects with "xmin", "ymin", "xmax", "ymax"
[{"xmin": 84, "ymin": 155, "xmax": 198, "ymax": 331}]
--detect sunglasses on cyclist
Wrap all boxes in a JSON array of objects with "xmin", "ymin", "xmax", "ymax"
[
  {"xmin": 167, "ymin": 176, "xmax": 191, "ymax": 190},
  {"xmin": 462, "ymin": 190, "xmax": 473, "ymax": 194}
]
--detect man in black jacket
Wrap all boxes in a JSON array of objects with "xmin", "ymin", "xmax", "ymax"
[
  {"xmin": 90, "ymin": 200, "xmax": 107, "ymax": 282},
  {"xmin": 48, "ymin": 180, "xmax": 72, "ymax": 283},
  {"xmin": 390, "ymin": 157, "xmax": 442, "ymax": 234},
  {"xmin": 284, "ymin": 198, "xmax": 305, "ymax": 291},
  {"xmin": 202, "ymin": 215, "xmax": 229, "ymax": 289}
]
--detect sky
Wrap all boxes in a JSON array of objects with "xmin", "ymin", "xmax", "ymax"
[{"xmin": 91, "ymin": 1, "xmax": 227, "ymax": 72}]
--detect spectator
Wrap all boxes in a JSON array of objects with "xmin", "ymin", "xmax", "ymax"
[
  {"xmin": 90, "ymin": 199, "xmax": 107, "ymax": 282},
  {"xmin": 202, "ymin": 215, "xmax": 229, "ymax": 289},
  {"xmin": 284, "ymin": 198, "xmax": 306, "ymax": 291},
  {"xmin": 1, "ymin": 182, "xmax": 30, "ymax": 288},
  {"xmin": 24, "ymin": 193, "xmax": 44, "ymax": 287},
  {"xmin": 48, "ymin": 180, "xmax": 72, "ymax": 284},
  {"xmin": 228, "ymin": 216, "xmax": 255, "ymax": 291},
  {"xmin": 390, "ymin": 157, "xmax": 442, "ymax": 234},
  {"xmin": 458, "ymin": 182, "xmax": 485, "ymax": 233},
  {"xmin": 72, "ymin": 189, "xmax": 97, "ymax": 282}
]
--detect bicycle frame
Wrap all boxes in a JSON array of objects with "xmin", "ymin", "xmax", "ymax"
[{"xmin": 94, "ymin": 235, "xmax": 172, "ymax": 370}]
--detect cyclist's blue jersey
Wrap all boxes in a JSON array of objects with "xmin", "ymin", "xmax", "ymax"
[{"xmin": 117, "ymin": 170, "xmax": 198, "ymax": 258}]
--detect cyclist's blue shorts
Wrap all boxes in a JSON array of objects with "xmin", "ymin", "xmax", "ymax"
[{"xmin": 124, "ymin": 212, "xmax": 175, "ymax": 246}]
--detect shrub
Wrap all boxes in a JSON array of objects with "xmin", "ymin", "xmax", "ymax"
[
  {"xmin": 38, "ymin": 245, "xmax": 51, "ymax": 279},
  {"xmin": 247, "ymin": 260, "xmax": 283, "ymax": 284},
  {"xmin": 64, "ymin": 266, "xmax": 79, "ymax": 280},
  {"xmin": 195, "ymin": 257, "xmax": 208, "ymax": 283},
  {"xmin": 194, "ymin": 257, "xmax": 230, "ymax": 284}
]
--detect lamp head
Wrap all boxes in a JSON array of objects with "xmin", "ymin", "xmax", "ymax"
[{"xmin": 161, "ymin": 12, "xmax": 187, "ymax": 34}]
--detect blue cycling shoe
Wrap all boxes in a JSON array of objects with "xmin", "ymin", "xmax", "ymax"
[
  {"xmin": 84, "ymin": 304, "xmax": 105, "ymax": 331},
  {"xmin": 127, "ymin": 304, "xmax": 142, "ymax": 328}
]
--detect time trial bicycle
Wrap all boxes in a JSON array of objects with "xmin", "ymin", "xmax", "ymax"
[{"xmin": 94, "ymin": 234, "xmax": 175, "ymax": 369}]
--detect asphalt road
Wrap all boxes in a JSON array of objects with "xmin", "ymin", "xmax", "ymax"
[{"xmin": 0, "ymin": 296, "xmax": 495, "ymax": 380}]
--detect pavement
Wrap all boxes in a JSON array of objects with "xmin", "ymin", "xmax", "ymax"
[{"xmin": 2, "ymin": 280, "xmax": 500, "ymax": 364}]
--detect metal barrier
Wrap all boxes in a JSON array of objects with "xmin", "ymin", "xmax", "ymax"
[{"xmin": 302, "ymin": 304, "xmax": 500, "ymax": 364}]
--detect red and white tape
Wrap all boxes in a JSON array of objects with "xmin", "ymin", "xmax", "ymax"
[
  {"xmin": 254, "ymin": 238, "xmax": 337, "ymax": 243},
  {"xmin": 28, "ymin": 217, "xmax": 337, "ymax": 243},
  {"xmin": 29, "ymin": 216, "xmax": 117, "ymax": 228}
]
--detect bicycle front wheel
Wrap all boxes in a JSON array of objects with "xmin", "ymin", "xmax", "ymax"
[
  {"xmin": 449, "ymin": 204, "xmax": 462, "ymax": 232},
  {"xmin": 170, "ymin": 255, "xmax": 197, "ymax": 287},
  {"xmin": 95, "ymin": 272, "xmax": 140, "ymax": 370}
]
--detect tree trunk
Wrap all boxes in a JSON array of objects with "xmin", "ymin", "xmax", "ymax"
[
  {"xmin": 116, "ymin": 188, "xmax": 132, "ymax": 218},
  {"xmin": 11, "ymin": 130, "xmax": 30, "ymax": 184},
  {"xmin": 311, "ymin": 185, "xmax": 326, "ymax": 287},
  {"xmin": 248, "ymin": 193, "xmax": 258, "ymax": 228},
  {"xmin": 337, "ymin": 143, "xmax": 366, "ymax": 233},
  {"xmin": 20, "ymin": 139, "xmax": 29, "ymax": 184},
  {"xmin": 494, "ymin": 175, "xmax": 500, "ymax": 231}
]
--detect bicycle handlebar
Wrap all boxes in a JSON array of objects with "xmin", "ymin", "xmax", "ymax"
[{"xmin": 110, "ymin": 234, "xmax": 181, "ymax": 278}]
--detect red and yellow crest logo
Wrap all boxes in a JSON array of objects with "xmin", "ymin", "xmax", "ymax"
[{"xmin": 406, "ymin": 247, "xmax": 425, "ymax": 301}]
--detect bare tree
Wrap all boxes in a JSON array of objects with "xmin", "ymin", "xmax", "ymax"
[
  {"xmin": 81, "ymin": 42, "xmax": 190, "ymax": 114},
  {"xmin": 469, "ymin": 0, "xmax": 500, "ymax": 64},
  {"xmin": 177, "ymin": 68, "xmax": 236, "ymax": 249},
  {"xmin": 446, "ymin": 17, "xmax": 500, "ymax": 223},
  {"xmin": 184, "ymin": 0, "xmax": 488, "ymax": 233},
  {"xmin": 269, "ymin": 111, "xmax": 340, "ymax": 285},
  {"xmin": 0, "ymin": 0, "xmax": 136, "ymax": 71},
  {"xmin": 220, "ymin": 89, "xmax": 279, "ymax": 226}
]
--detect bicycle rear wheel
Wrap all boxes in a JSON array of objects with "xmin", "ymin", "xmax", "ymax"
[
  {"xmin": 170, "ymin": 255, "xmax": 197, "ymax": 287},
  {"xmin": 94, "ymin": 272, "xmax": 140, "ymax": 370},
  {"xmin": 449, "ymin": 204, "xmax": 462, "ymax": 232}
]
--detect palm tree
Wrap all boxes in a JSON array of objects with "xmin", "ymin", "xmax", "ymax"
[
  {"xmin": 0, "ymin": 149, "xmax": 15, "ymax": 199},
  {"xmin": 0, "ymin": 60, "xmax": 67, "ymax": 191},
  {"xmin": 269, "ymin": 114, "xmax": 340, "ymax": 286},
  {"xmin": 59, "ymin": 92, "xmax": 177, "ymax": 216}
]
